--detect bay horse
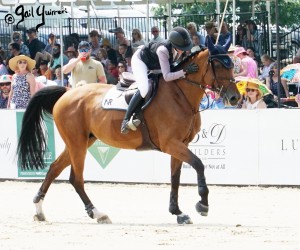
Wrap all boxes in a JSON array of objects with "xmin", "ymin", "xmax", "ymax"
[{"xmin": 17, "ymin": 38, "xmax": 240, "ymax": 224}]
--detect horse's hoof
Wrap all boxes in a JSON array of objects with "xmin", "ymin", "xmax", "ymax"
[
  {"xmin": 33, "ymin": 214, "xmax": 46, "ymax": 221},
  {"xmin": 195, "ymin": 202, "xmax": 209, "ymax": 216},
  {"xmin": 97, "ymin": 215, "xmax": 112, "ymax": 224},
  {"xmin": 177, "ymin": 213, "xmax": 193, "ymax": 224}
]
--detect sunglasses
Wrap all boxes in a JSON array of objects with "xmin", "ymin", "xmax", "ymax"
[
  {"xmin": 132, "ymin": 32, "xmax": 137, "ymax": 35},
  {"xmin": 18, "ymin": 60, "xmax": 27, "ymax": 64},
  {"xmin": 79, "ymin": 48, "xmax": 90, "ymax": 53},
  {"xmin": 0, "ymin": 82, "xmax": 11, "ymax": 87},
  {"xmin": 246, "ymin": 88, "xmax": 256, "ymax": 92},
  {"xmin": 152, "ymin": 30, "xmax": 158, "ymax": 33}
]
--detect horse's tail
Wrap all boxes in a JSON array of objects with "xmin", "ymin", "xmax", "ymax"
[{"xmin": 17, "ymin": 86, "xmax": 68, "ymax": 170}]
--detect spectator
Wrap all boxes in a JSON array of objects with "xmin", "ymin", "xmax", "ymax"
[
  {"xmin": 242, "ymin": 20, "xmax": 261, "ymax": 62},
  {"xmin": 39, "ymin": 60, "xmax": 51, "ymax": 80},
  {"xmin": 233, "ymin": 47, "xmax": 258, "ymax": 79},
  {"xmin": 295, "ymin": 93, "xmax": 300, "ymax": 107},
  {"xmin": 43, "ymin": 33, "xmax": 57, "ymax": 54},
  {"xmin": 117, "ymin": 61, "xmax": 127, "ymax": 81},
  {"xmin": 8, "ymin": 55, "xmax": 36, "ymax": 109},
  {"xmin": 96, "ymin": 48, "xmax": 109, "ymax": 69},
  {"xmin": 117, "ymin": 44, "xmax": 128, "ymax": 62},
  {"xmin": 106, "ymin": 60, "xmax": 119, "ymax": 80},
  {"xmin": 7, "ymin": 42, "xmax": 22, "ymax": 75},
  {"xmin": 12, "ymin": 32, "xmax": 30, "ymax": 57},
  {"xmin": 65, "ymin": 46, "xmax": 77, "ymax": 62},
  {"xmin": 62, "ymin": 41, "xmax": 107, "ymax": 88},
  {"xmin": 266, "ymin": 63, "xmax": 289, "ymax": 98},
  {"xmin": 24, "ymin": 28, "xmax": 46, "ymax": 59},
  {"xmin": 204, "ymin": 21, "xmax": 218, "ymax": 46},
  {"xmin": 218, "ymin": 21, "xmax": 232, "ymax": 46},
  {"xmin": 241, "ymin": 81, "xmax": 267, "ymax": 109},
  {"xmin": 247, "ymin": 46, "xmax": 258, "ymax": 66},
  {"xmin": 89, "ymin": 30, "xmax": 102, "ymax": 57},
  {"xmin": 53, "ymin": 66, "xmax": 68, "ymax": 86},
  {"xmin": 31, "ymin": 67, "xmax": 40, "ymax": 78},
  {"xmin": 101, "ymin": 38, "xmax": 117, "ymax": 64},
  {"xmin": 0, "ymin": 55, "xmax": 8, "ymax": 76},
  {"xmin": 125, "ymin": 49, "xmax": 133, "ymax": 73},
  {"xmin": 49, "ymin": 43, "xmax": 68, "ymax": 77},
  {"xmin": 150, "ymin": 26, "xmax": 164, "ymax": 42},
  {"xmin": 200, "ymin": 89, "xmax": 225, "ymax": 110},
  {"xmin": 187, "ymin": 22, "xmax": 205, "ymax": 46},
  {"xmin": 236, "ymin": 24, "xmax": 247, "ymax": 47},
  {"xmin": 0, "ymin": 75, "xmax": 12, "ymax": 109},
  {"xmin": 109, "ymin": 27, "xmax": 130, "ymax": 51},
  {"xmin": 131, "ymin": 28, "xmax": 145, "ymax": 51},
  {"xmin": 228, "ymin": 45, "xmax": 242, "ymax": 75},
  {"xmin": 259, "ymin": 54, "xmax": 275, "ymax": 81}
]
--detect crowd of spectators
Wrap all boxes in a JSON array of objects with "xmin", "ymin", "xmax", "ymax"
[{"xmin": 0, "ymin": 20, "xmax": 299, "ymax": 110}]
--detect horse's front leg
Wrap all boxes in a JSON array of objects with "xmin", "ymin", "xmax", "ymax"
[
  {"xmin": 166, "ymin": 141, "xmax": 209, "ymax": 220},
  {"xmin": 169, "ymin": 157, "xmax": 193, "ymax": 224}
]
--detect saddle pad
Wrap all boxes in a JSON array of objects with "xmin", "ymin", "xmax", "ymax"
[{"xmin": 102, "ymin": 86, "xmax": 132, "ymax": 111}]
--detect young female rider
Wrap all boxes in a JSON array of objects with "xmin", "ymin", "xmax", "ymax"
[{"xmin": 121, "ymin": 26, "xmax": 199, "ymax": 134}]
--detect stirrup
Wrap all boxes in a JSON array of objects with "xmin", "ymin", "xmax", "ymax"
[
  {"xmin": 127, "ymin": 116, "xmax": 141, "ymax": 131},
  {"xmin": 121, "ymin": 119, "xmax": 130, "ymax": 134}
]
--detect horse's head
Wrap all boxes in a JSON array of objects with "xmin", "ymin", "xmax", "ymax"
[{"xmin": 186, "ymin": 36, "xmax": 240, "ymax": 106}]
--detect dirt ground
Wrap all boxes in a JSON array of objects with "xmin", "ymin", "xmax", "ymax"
[{"xmin": 0, "ymin": 180, "xmax": 299, "ymax": 250}]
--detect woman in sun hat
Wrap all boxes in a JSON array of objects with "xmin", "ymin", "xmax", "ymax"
[
  {"xmin": 7, "ymin": 55, "xmax": 36, "ymax": 109},
  {"xmin": 233, "ymin": 46, "xmax": 258, "ymax": 79},
  {"xmin": 241, "ymin": 80, "xmax": 267, "ymax": 109}
]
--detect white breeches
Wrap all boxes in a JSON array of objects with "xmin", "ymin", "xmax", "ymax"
[{"xmin": 131, "ymin": 49, "xmax": 149, "ymax": 98}]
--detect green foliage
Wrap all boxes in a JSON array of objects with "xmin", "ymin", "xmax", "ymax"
[{"xmin": 151, "ymin": 0, "xmax": 300, "ymax": 27}]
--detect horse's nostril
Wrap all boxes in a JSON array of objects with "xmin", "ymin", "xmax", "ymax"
[{"xmin": 230, "ymin": 96, "xmax": 238, "ymax": 105}]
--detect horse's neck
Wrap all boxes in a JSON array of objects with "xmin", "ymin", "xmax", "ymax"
[{"xmin": 177, "ymin": 80, "xmax": 205, "ymax": 112}]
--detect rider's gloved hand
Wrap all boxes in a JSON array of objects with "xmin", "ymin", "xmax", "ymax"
[{"xmin": 183, "ymin": 63, "xmax": 199, "ymax": 74}]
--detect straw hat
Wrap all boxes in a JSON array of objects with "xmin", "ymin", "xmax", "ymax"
[
  {"xmin": 234, "ymin": 47, "xmax": 248, "ymax": 56},
  {"xmin": 101, "ymin": 38, "xmax": 112, "ymax": 47},
  {"xmin": 9, "ymin": 55, "xmax": 36, "ymax": 71},
  {"xmin": 245, "ymin": 81, "xmax": 263, "ymax": 97}
]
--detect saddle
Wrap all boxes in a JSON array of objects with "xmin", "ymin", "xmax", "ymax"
[{"xmin": 102, "ymin": 72, "xmax": 159, "ymax": 111}]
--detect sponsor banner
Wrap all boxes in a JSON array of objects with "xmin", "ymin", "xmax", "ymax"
[
  {"xmin": 1, "ymin": 109, "xmax": 300, "ymax": 185},
  {"xmin": 16, "ymin": 111, "xmax": 56, "ymax": 178},
  {"xmin": 0, "ymin": 110, "xmax": 18, "ymax": 179}
]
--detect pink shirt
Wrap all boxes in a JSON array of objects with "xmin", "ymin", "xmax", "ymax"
[{"xmin": 242, "ymin": 57, "xmax": 258, "ymax": 78}]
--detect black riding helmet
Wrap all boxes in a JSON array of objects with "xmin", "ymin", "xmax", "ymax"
[{"xmin": 169, "ymin": 26, "xmax": 193, "ymax": 51}]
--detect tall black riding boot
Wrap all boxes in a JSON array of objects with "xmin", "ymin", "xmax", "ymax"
[{"xmin": 121, "ymin": 90, "xmax": 143, "ymax": 134}]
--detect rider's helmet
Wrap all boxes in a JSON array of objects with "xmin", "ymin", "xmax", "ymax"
[{"xmin": 169, "ymin": 26, "xmax": 193, "ymax": 51}]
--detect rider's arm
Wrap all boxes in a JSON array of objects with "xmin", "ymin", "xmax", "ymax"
[{"xmin": 157, "ymin": 46, "xmax": 185, "ymax": 82}]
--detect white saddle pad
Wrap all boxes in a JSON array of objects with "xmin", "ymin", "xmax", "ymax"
[{"xmin": 102, "ymin": 86, "xmax": 137, "ymax": 111}]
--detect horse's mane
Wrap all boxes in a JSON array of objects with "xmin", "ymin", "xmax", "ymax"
[{"xmin": 172, "ymin": 47, "xmax": 207, "ymax": 72}]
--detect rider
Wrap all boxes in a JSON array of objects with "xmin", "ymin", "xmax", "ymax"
[{"xmin": 121, "ymin": 26, "xmax": 199, "ymax": 134}]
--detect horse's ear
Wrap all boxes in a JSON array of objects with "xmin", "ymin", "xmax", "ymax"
[
  {"xmin": 206, "ymin": 36, "xmax": 215, "ymax": 53},
  {"xmin": 223, "ymin": 37, "xmax": 232, "ymax": 52}
]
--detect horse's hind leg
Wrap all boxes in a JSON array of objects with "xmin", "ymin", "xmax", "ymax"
[
  {"xmin": 67, "ymin": 137, "xmax": 111, "ymax": 224},
  {"xmin": 33, "ymin": 147, "xmax": 71, "ymax": 221},
  {"xmin": 169, "ymin": 157, "xmax": 193, "ymax": 224}
]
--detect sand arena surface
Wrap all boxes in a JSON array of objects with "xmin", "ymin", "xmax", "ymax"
[{"xmin": 0, "ymin": 181, "xmax": 299, "ymax": 250}]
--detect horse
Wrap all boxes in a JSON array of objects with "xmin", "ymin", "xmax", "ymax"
[{"xmin": 17, "ymin": 37, "xmax": 240, "ymax": 224}]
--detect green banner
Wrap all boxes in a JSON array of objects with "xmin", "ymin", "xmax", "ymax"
[
  {"xmin": 88, "ymin": 140, "xmax": 120, "ymax": 169},
  {"xmin": 16, "ymin": 111, "xmax": 56, "ymax": 178}
]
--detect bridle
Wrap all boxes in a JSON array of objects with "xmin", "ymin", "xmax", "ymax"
[{"xmin": 183, "ymin": 53, "xmax": 235, "ymax": 96}]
